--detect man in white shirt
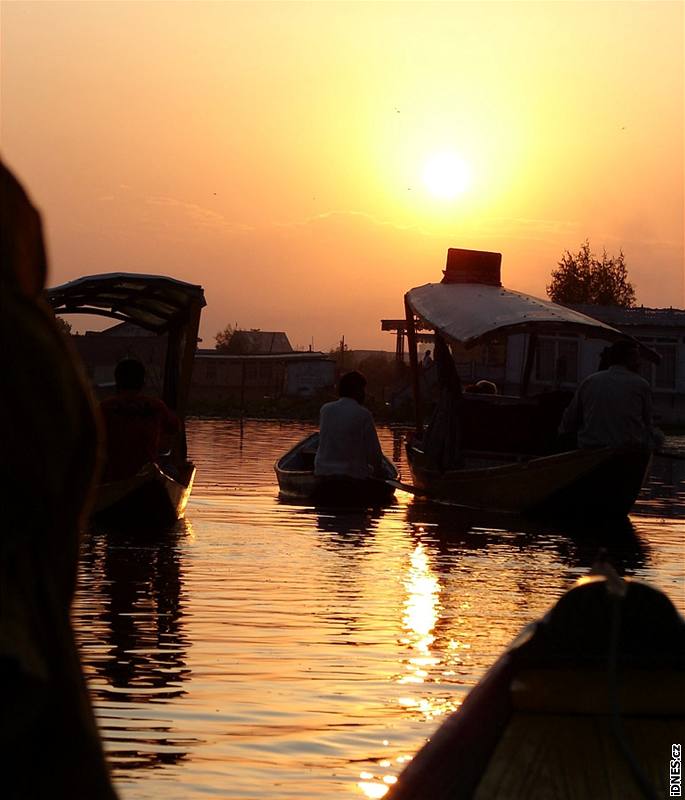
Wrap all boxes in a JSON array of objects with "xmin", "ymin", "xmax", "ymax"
[
  {"xmin": 314, "ymin": 371, "xmax": 385, "ymax": 480},
  {"xmin": 559, "ymin": 340, "xmax": 657, "ymax": 450}
]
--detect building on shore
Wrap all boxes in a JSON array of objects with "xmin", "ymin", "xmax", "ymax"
[
  {"xmin": 70, "ymin": 321, "xmax": 167, "ymax": 394},
  {"xmin": 69, "ymin": 322, "xmax": 335, "ymax": 408},
  {"xmin": 222, "ymin": 329, "xmax": 294, "ymax": 355},
  {"xmin": 190, "ymin": 350, "xmax": 335, "ymax": 407},
  {"xmin": 192, "ymin": 329, "xmax": 335, "ymax": 406}
]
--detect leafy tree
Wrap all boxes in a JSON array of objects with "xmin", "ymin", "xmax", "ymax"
[
  {"xmin": 55, "ymin": 316, "xmax": 72, "ymax": 335},
  {"xmin": 327, "ymin": 340, "xmax": 349, "ymax": 370},
  {"xmin": 215, "ymin": 323, "xmax": 235, "ymax": 352},
  {"xmin": 355, "ymin": 354, "xmax": 403, "ymax": 401},
  {"xmin": 547, "ymin": 240, "xmax": 636, "ymax": 307}
]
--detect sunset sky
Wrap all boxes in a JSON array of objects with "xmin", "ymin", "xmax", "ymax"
[{"xmin": 2, "ymin": 1, "xmax": 683, "ymax": 350}]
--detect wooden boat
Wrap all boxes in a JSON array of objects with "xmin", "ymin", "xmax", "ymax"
[
  {"xmin": 408, "ymin": 443, "xmax": 651, "ymax": 518},
  {"xmin": 388, "ymin": 572, "xmax": 685, "ymax": 800},
  {"xmin": 48, "ymin": 273, "xmax": 205, "ymax": 526},
  {"xmin": 275, "ymin": 432, "xmax": 399, "ymax": 506},
  {"xmin": 92, "ymin": 462, "xmax": 196, "ymax": 527},
  {"xmin": 401, "ymin": 248, "xmax": 659, "ymax": 518}
]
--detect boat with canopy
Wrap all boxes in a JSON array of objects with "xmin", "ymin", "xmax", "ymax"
[
  {"xmin": 402, "ymin": 248, "xmax": 659, "ymax": 518},
  {"xmin": 47, "ymin": 273, "xmax": 205, "ymax": 526}
]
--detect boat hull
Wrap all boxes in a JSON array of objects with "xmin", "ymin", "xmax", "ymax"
[
  {"xmin": 279, "ymin": 472, "xmax": 397, "ymax": 507},
  {"xmin": 93, "ymin": 462, "xmax": 195, "ymax": 527},
  {"xmin": 388, "ymin": 576, "xmax": 685, "ymax": 800},
  {"xmin": 275, "ymin": 433, "xmax": 398, "ymax": 507},
  {"xmin": 406, "ymin": 444, "xmax": 650, "ymax": 518}
]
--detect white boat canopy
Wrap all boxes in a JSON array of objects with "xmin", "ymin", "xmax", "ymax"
[{"xmin": 405, "ymin": 282, "xmax": 660, "ymax": 363}]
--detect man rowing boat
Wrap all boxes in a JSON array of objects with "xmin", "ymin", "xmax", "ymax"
[{"xmin": 314, "ymin": 371, "xmax": 386, "ymax": 481}]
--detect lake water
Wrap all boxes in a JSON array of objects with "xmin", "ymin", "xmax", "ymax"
[{"xmin": 74, "ymin": 419, "xmax": 685, "ymax": 800}]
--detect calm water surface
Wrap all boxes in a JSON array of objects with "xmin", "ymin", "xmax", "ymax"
[{"xmin": 74, "ymin": 419, "xmax": 685, "ymax": 799}]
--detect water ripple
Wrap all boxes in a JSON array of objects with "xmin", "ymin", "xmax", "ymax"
[{"xmin": 72, "ymin": 419, "xmax": 685, "ymax": 799}]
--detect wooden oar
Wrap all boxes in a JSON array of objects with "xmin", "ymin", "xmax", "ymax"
[{"xmin": 384, "ymin": 478, "xmax": 430, "ymax": 497}]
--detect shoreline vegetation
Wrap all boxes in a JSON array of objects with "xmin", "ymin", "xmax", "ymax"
[
  {"xmin": 186, "ymin": 401, "xmax": 685, "ymax": 437},
  {"xmin": 187, "ymin": 393, "xmax": 415, "ymax": 424}
]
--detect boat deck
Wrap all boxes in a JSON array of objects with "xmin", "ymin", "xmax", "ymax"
[{"xmin": 474, "ymin": 711, "xmax": 679, "ymax": 799}]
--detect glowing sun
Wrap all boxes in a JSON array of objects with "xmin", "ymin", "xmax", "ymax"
[{"xmin": 422, "ymin": 151, "xmax": 471, "ymax": 199}]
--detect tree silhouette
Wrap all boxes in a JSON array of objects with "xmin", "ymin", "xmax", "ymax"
[
  {"xmin": 547, "ymin": 241, "xmax": 636, "ymax": 307},
  {"xmin": 214, "ymin": 324, "xmax": 235, "ymax": 352},
  {"xmin": 55, "ymin": 316, "xmax": 72, "ymax": 335}
]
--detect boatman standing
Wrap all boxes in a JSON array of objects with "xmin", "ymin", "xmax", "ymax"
[
  {"xmin": 559, "ymin": 339, "xmax": 661, "ymax": 450},
  {"xmin": 314, "ymin": 371, "xmax": 386, "ymax": 480}
]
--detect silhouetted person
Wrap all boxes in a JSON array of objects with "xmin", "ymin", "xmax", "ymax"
[
  {"xmin": 422, "ymin": 335, "xmax": 463, "ymax": 471},
  {"xmin": 421, "ymin": 349, "xmax": 433, "ymax": 370},
  {"xmin": 0, "ymin": 161, "xmax": 118, "ymax": 798},
  {"xmin": 100, "ymin": 358, "xmax": 180, "ymax": 481},
  {"xmin": 315, "ymin": 371, "xmax": 385, "ymax": 479},
  {"xmin": 559, "ymin": 339, "xmax": 658, "ymax": 449}
]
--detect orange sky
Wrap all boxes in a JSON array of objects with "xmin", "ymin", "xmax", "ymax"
[{"xmin": 2, "ymin": 1, "xmax": 683, "ymax": 350}]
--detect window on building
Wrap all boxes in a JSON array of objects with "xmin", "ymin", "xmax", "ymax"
[
  {"xmin": 637, "ymin": 337, "xmax": 677, "ymax": 391},
  {"xmin": 654, "ymin": 344, "xmax": 676, "ymax": 389},
  {"xmin": 483, "ymin": 338, "xmax": 506, "ymax": 367},
  {"xmin": 450, "ymin": 339, "xmax": 506, "ymax": 369},
  {"xmin": 535, "ymin": 339, "xmax": 555, "ymax": 381},
  {"xmin": 535, "ymin": 337, "xmax": 578, "ymax": 384}
]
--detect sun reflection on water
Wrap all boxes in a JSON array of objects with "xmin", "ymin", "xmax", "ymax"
[
  {"xmin": 356, "ymin": 757, "xmax": 410, "ymax": 798},
  {"xmin": 357, "ymin": 779, "xmax": 389, "ymax": 799},
  {"xmin": 400, "ymin": 543, "xmax": 441, "ymax": 685}
]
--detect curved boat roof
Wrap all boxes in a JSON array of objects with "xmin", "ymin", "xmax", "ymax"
[
  {"xmin": 47, "ymin": 272, "xmax": 206, "ymax": 333},
  {"xmin": 405, "ymin": 282, "xmax": 660, "ymax": 363}
]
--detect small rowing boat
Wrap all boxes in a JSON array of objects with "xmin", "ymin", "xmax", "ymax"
[
  {"xmin": 275, "ymin": 432, "xmax": 399, "ymax": 507},
  {"xmin": 387, "ymin": 571, "xmax": 685, "ymax": 800}
]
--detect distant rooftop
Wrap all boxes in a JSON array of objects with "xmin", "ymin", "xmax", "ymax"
[
  {"xmin": 87, "ymin": 321, "xmax": 157, "ymax": 337},
  {"xmin": 566, "ymin": 304, "xmax": 685, "ymax": 329},
  {"xmin": 224, "ymin": 330, "xmax": 293, "ymax": 354},
  {"xmin": 197, "ymin": 349, "xmax": 330, "ymax": 362}
]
